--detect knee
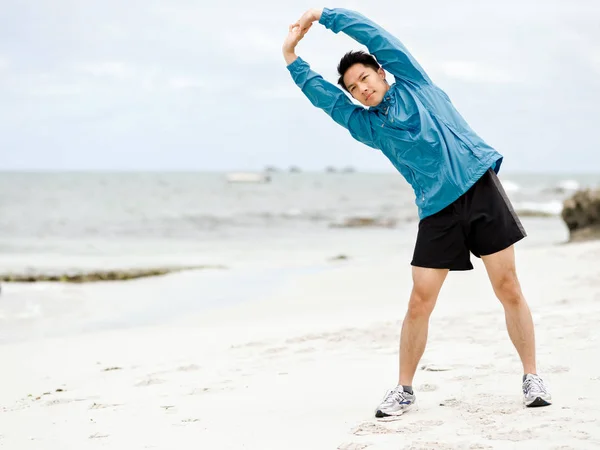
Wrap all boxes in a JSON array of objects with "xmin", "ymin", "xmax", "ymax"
[
  {"xmin": 407, "ymin": 288, "xmax": 437, "ymax": 319},
  {"xmin": 493, "ymin": 271, "xmax": 523, "ymax": 306}
]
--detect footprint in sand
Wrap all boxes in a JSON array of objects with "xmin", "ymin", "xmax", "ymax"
[
  {"xmin": 295, "ymin": 347, "xmax": 317, "ymax": 354},
  {"xmin": 135, "ymin": 378, "xmax": 165, "ymax": 387},
  {"xmin": 439, "ymin": 398, "xmax": 460, "ymax": 408},
  {"xmin": 181, "ymin": 418, "xmax": 200, "ymax": 423},
  {"xmin": 188, "ymin": 387, "xmax": 211, "ymax": 395},
  {"xmin": 177, "ymin": 364, "xmax": 201, "ymax": 372},
  {"xmin": 486, "ymin": 428, "xmax": 539, "ymax": 441},
  {"xmin": 413, "ymin": 420, "xmax": 444, "ymax": 428},
  {"xmin": 451, "ymin": 375, "xmax": 472, "ymax": 381},
  {"xmin": 337, "ymin": 443, "xmax": 371, "ymax": 450},
  {"xmin": 418, "ymin": 384, "xmax": 438, "ymax": 392},
  {"xmin": 475, "ymin": 364, "xmax": 494, "ymax": 370},
  {"xmin": 351, "ymin": 422, "xmax": 403, "ymax": 436},
  {"xmin": 230, "ymin": 340, "xmax": 268, "ymax": 350},
  {"xmin": 395, "ymin": 420, "xmax": 445, "ymax": 434},
  {"xmin": 45, "ymin": 398, "xmax": 87, "ymax": 407},
  {"xmin": 263, "ymin": 346, "xmax": 288, "ymax": 356},
  {"xmin": 546, "ymin": 365, "xmax": 570, "ymax": 373},
  {"xmin": 89, "ymin": 403, "xmax": 123, "ymax": 410},
  {"xmin": 89, "ymin": 433, "xmax": 109, "ymax": 439},
  {"xmin": 188, "ymin": 381, "xmax": 234, "ymax": 395},
  {"xmin": 420, "ymin": 364, "xmax": 453, "ymax": 372},
  {"xmin": 571, "ymin": 430, "xmax": 590, "ymax": 441},
  {"xmin": 403, "ymin": 442, "xmax": 486, "ymax": 450}
]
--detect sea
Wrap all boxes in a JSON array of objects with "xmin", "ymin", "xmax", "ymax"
[
  {"xmin": 1, "ymin": 171, "xmax": 598, "ymax": 252},
  {"xmin": 0, "ymin": 171, "xmax": 598, "ymax": 343}
]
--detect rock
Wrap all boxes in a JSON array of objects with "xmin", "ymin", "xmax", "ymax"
[{"xmin": 561, "ymin": 188, "xmax": 600, "ymax": 242}]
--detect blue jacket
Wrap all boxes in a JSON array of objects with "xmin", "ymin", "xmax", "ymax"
[{"xmin": 287, "ymin": 8, "xmax": 503, "ymax": 219}]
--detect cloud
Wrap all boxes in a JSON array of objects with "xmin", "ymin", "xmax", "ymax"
[
  {"xmin": 1, "ymin": 0, "xmax": 599, "ymax": 171},
  {"xmin": 167, "ymin": 76, "xmax": 205, "ymax": 90},
  {"xmin": 557, "ymin": 28, "xmax": 600, "ymax": 78},
  {"xmin": 74, "ymin": 62, "xmax": 136, "ymax": 79},
  {"xmin": 437, "ymin": 61, "xmax": 521, "ymax": 84},
  {"xmin": 223, "ymin": 27, "xmax": 283, "ymax": 64},
  {"xmin": 251, "ymin": 84, "xmax": 303, "ymax": 100}
]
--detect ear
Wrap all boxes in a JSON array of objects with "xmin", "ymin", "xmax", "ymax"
[{"xmin": 377, "ymin": 67, "xmax": 386, "ymax": 80}]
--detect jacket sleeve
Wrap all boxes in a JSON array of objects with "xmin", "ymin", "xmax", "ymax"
[
  {"xmin": 287, "ymin": 56, "xmax": 376, "ymax": 148},
  {"xmin": 319, "ymin": 8, "xmax": 431, "ymax": 86}
]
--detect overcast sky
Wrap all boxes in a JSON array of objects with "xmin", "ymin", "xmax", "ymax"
[{"xmin": 0, "ymin": 0, "xmax": 599, "ymax": 172}]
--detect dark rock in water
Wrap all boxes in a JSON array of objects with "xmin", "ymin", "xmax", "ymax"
[
  {"xmin": 330, "ymin": 216, "xmax": 397, "ymax": 228},
  {"xmin": 561, "ymin": 189, "xmax": 600, "ymax": 242},
  {"xmin": 329, "ymin": 254, "xmax": 349, "ymax": 261},
  {"xmin": 0, "ymin": 265, "xmax": 226, "ymax": 283}
]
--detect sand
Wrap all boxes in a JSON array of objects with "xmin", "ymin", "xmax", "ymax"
[{"xmin": 1, "ymin": 239, "xmax": 599, "ymax": 449}]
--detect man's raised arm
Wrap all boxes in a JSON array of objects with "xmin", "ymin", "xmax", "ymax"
[
  {"xmin": 282, "ymin": 20, "xmax": 376, "ymax": 148},
  {"xmin": 295, "ymin": 8, "xmax": 431, "ymax": 86}
]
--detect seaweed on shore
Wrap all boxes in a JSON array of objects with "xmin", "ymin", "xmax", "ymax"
[{"xmin": 0, "ymin": 265, "xmax": 226, "ymax": 283}]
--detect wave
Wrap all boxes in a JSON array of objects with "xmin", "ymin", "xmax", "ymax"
[
  {"xmin": 542, "ymin": 179, "xmax": 581, "ymax": 195},
  {"xmin": 514, "ymin": 201, "xmax": 563, "ymax": 217},
  {"xmin": 501, "ymin": 180, "xmax": 521, "ymax": 193},
  {"xmin": 558, "ymin": 179, "xmax": 580, "ymax": 191}
]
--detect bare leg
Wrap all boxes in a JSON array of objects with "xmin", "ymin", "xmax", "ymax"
[
  {"xmin": 481, "ymin": 245, "xmax": 537, "ymax": 374},
  {"xmin": 398, "ymin": 267, "xmax": 449, "ymax": 386}
]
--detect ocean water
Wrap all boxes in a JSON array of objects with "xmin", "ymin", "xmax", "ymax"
[
  {"xmin": 1, "ymin": 171, "xmax": 597, "ymax": 250},
  {"xmin": 0, "ymin": 170, "xmax": 597, "ymax": 342}
]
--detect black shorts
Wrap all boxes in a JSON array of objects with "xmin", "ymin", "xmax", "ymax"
[{"xmin": 411, "ymin": 168, "xmax": 526, "ymax": 271}]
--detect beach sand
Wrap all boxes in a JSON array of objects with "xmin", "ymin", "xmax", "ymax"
[{"xmin": 1, "ymin": 238, "xmax": 599, "ymax": 449}]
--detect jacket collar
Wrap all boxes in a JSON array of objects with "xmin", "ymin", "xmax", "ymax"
[{"xmin": 373, "ymin": 87, "xmax": 394, "ymax": 114}]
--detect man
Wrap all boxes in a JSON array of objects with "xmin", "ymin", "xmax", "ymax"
[{"xmin": 282, "ymin": 8, "xmax": 552, "ymax": 418}]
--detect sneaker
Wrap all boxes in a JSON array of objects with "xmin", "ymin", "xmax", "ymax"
[
  {"xmin": 375, "ymin": 386, "xmax": 416, "ymax": 418},
  {"xmin": 522, "ymin": 374, "xmax": 552, "ymax": 407}
]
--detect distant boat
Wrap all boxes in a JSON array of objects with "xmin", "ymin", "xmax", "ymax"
[{"xmin": 225, "ymin": 172, "xmax": 271, "ymax": 183}]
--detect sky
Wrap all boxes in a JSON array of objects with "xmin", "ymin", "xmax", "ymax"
[{"xmin": 0, "ymin": 0, "xmax": 599, "ymax": 172}]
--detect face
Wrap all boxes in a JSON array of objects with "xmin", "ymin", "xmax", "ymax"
[{"xmin": 343, "ymin": 63, "xmax": 389, "ymax": 107}]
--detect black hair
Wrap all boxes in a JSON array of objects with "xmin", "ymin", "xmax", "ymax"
[{"xmin": 337, "ymin": 51, "xmax": 382, "ymax": 92}]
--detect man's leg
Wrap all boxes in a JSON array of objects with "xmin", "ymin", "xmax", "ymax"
[
  {"xmin": 481, "ymin": 245, "xmax": 536, "ymax": 374},
  {"xmin": 398, "ymin": 266, "xmax": 449, "ymax": 386}
]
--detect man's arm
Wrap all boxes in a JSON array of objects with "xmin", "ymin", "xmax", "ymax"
[
  {"xmin": 296, "ymin": 8, "xmax": 431, "ymax": 86},
  {"xmin": 283, "ymin": 22, "xmax": 376, "ymax": 148}
]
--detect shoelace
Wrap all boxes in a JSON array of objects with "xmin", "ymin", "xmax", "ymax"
[
  {"xmin": 382, "ymin": 388, "xmax": 410, "ymax": 406},
  {"xmin": 524, "ymin": 376, "xmax": 548, "ymax": 394}
]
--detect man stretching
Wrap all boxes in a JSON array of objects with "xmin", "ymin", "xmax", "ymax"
[{"xmin": 282, "ymin": 8, "xmax": 552, "ymax": 418}]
